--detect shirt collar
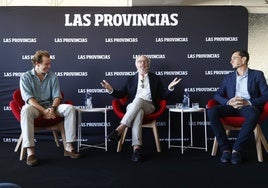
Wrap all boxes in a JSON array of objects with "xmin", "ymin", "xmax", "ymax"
[
  {"xmin": 138, "ymin": 73, "xmax": 148, "ymax": 80},
  {"xmin": 236, "ymin": 68, "xmax": 248, "ymax": 78},
  {"xmin": 31, "ymin": 68, "xmax": 49, "ymax": 78},
  {"xmin": 30, "ymin": 68, "xmax": 35, "ymax": 75}
]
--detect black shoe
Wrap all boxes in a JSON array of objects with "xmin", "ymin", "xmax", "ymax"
[
  {"xmin": 107, "ymin": 130, "xmax": 121, "ymax": 142},
  {"xmin": 231, "ymin": 152, "xmax": 242, "ymax": 164},
  {"xmin": 131, "ymin": 149, "xmax": 142, "ymax": 163},
  {"xmin": 220, "ymin": 151, "xmax": 231, "ymax": 163}
]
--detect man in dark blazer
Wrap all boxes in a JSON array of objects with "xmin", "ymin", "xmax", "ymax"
[
  {"xmin": 208, "ymin": 50, "xmax": 268, "ymax": 164},
  {"xmin": 101, "ymin": 55, "xmax": 181, "ymax": 162}
]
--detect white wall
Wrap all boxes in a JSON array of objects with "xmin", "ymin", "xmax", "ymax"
[
  {"xmin": 133, "ymin": 0, "xmax": 268, "ymax": 13},
  {"xmin": 2, "ymin": 0, "xmax": 268, "ymax": 12},
  {"xmin": 0, "ymin": 0, "xmax": 132, "ymax": 6},
  {"xmin": 248, "ymin": 14, "xmax": 268, "ymax": 79}
]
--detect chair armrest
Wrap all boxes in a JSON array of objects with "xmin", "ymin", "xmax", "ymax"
[
  {"xmin": 207, "ymin": 99, "xmax": 219, "ymax": 109},
  {"xmin": 64, "ymin": 100, "xmax": 73, "ymax": 105},
  {"xmin": 112, "ymin": 99, "xmax": 125, "ymax": 119},
  {"xmin": 259, "ymin": 102, "xmax": 268, "ymax": 123},
  {"xmin": 9, "ymin": 101, "xmax": 21, "ymax": 122},
  {"xmin": 145, "ymin": 100, "xmax": 167, "ymax": 120},
  {"xmin": 13, "ymin": 89, "xmax": 25, "ymax": 107},
  {"xmin": 263, "ymin": 102, "xmax": 268, "ymax": 112}
]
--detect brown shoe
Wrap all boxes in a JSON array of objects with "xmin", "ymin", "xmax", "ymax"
[
  {"xmin": 64, "ymin": 150, "xmax": 81, "ymax": 159},
  {"xmin": 26, "ymin": 154, "xmax": 38, "ymax": 166}
]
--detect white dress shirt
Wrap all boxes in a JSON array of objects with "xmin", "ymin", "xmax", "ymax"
[
  {"xmin": 235, "ymin": 69, "xmax": 250, "ymax": 100},
  {"xmin": 135, "ymin": 73, "xmax": 152, "ymax": 102}
]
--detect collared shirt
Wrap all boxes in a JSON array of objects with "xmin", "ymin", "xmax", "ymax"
[
  {"xmin": 20, "ymin": 68, "xmax": 61, "ymax": 108},
  {"xmin": 235, "ymin": 69, "xmax": 250, "ymax": 100},
  {"xmin": 135, "ymin": 73, "xmax": 152, "ymax": 102}
]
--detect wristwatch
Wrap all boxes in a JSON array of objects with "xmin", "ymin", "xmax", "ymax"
[{"xmin": 51, "ymin": 106, "xmax": 57, "ymax": 111}]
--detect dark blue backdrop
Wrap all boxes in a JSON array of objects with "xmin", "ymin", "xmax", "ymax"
[{"xmin": 0, "ymin": 6, "xmax": 248, "ymax": 145}]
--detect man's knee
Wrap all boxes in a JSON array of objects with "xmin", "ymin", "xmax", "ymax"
[
  {"xmin": 21, "ymin": 105, "xmax": 37, "ymax": 117},
  {"xmin": 60, "ymin": 104, "xmax": 75, "ymax": 114},
  {"xmin": 132, "ymin": 98, "xmax": 143, "ymax": 107},
  {"xmin": 249, "ymin": 106, "xmax": 260, "ymax": 116},
  {"xmin": 243, "ymin": 106, "xmax": 260, "ymax": 122},
  {"xmin": 66, "ymin": 104, "xmax": 75, "ymax": 112}
]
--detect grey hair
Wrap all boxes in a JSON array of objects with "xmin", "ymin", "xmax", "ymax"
[{"xmin": 135, "ymin": 55, "xmax": 151, "ymax": 65}]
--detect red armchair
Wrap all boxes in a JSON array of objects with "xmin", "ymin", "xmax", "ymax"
[
  {"xmin": 9, "ymin": 89, "xmax": 71, "ymax": 160},
  {"xmin": 207, "ymin": 99, "xmax": 268, "ymax": 162},
  {"xmin": 112, "ymin": 96, "xmax": 167, "ymax": 152}
]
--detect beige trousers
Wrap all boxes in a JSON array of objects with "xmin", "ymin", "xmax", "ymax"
[
  {"xmin": 20, "ymin": 104, "xmax": 76, "ymax": 148},
  {"xmin": 121, "ymin": 98, "xmax": 155, "ymax": 146}
]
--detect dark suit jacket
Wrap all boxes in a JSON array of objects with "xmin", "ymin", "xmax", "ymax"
[
  {"xmin": 214, "ymin": 68, "xmax": 268, "ymax": 107},
  {"xmin": 111, "ymin": 72, "xmax": 172, "ymax": 109}
]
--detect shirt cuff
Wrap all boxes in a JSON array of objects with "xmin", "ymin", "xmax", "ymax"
[
  {"xmin": 107, "ymin": 89, "xmax": 114, "ymax": 94},
  {"xmin": 168, "ymin": 87, "xmax": 174, "ymax": 91}
]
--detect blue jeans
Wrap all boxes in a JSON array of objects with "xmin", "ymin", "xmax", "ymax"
[{"xmin": 207, "ymin": 105, "xmax": 260, "ymax": 153}]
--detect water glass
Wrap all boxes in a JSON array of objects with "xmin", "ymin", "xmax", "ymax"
[
  {"xmin": 175, "ymin": 103, "xmax": 183, "ymax": 109},
  {"xmin": 192, "ymin": 103, "xmax": 199, "ymax": 109}
]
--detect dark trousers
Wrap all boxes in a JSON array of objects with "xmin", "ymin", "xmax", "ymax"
[{"xmin": 207, "ymin": 105, "xmax": 260, "ymax": 153}]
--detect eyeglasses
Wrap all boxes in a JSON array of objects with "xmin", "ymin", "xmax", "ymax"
[
  {"xmin": 137, "ymin": 60, "xmax": 148, "ymax": 64},
  {"xmin": 141, "ymin": 79, "xmax": 144, "ymax": 89}
]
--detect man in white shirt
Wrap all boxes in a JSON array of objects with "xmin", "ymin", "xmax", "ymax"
[{"xmin": 101, "ymin": 55, "xmax": 181, "ymax": 162}]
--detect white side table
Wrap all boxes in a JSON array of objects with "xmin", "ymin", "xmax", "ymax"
[
  {"xmin": 168, "ymin": 107, "xmax": 207, "ymax": 154},
  {"xmin": 77, "ymin": 108, "xmax": 110, "ymax": 152}
]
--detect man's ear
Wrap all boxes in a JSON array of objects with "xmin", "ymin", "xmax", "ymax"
[{"xmin": 241, "ymin": 57, "xmax": 247, "ymax": 64}]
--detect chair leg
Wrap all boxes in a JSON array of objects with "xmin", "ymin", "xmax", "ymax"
[
  {"xmin": 151, "ymin": 122, "xmax": 161, "ymax": 152},
  {"xmin": 211, "ymin": 137, "xmax": 218, "ymax": 156},
  {"xmin": 58, "ymin": 122, "xmax": 66, "ymax": 149},
  {"xmin": 52, "ymin": 130, "xmax": 60, "ymax": 147},
  {"xmin": 225, "ymin": 129, "xmax": 230, "ymax": 137},
  {"xmin": 14, "ymin": 133, "xmax": 23, "ymax": 152},
  {"xmin": 15, "ymin": 122, "xmax": 66, "ymax": 161},
  {"xmin": 20, "ymin": 147, "xmax": 26, "ymax": 161},
  {"xmin": 116, "ymin": 122, "xmax": 162, "ymax": 153},
  {"xmin": 14, "ymin": 133, "xmax": 26, "ymax": 161},
  {"xmin": 257, "ymin": 124, "xmax": 268, "ymax": 152},
  {"xmin": 117, "ymin": 127, "xmax": 128, "ymax": 152},
  {"xmin": 254, "ymin": 125, "xmax": 263, "ymax": 162}
]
